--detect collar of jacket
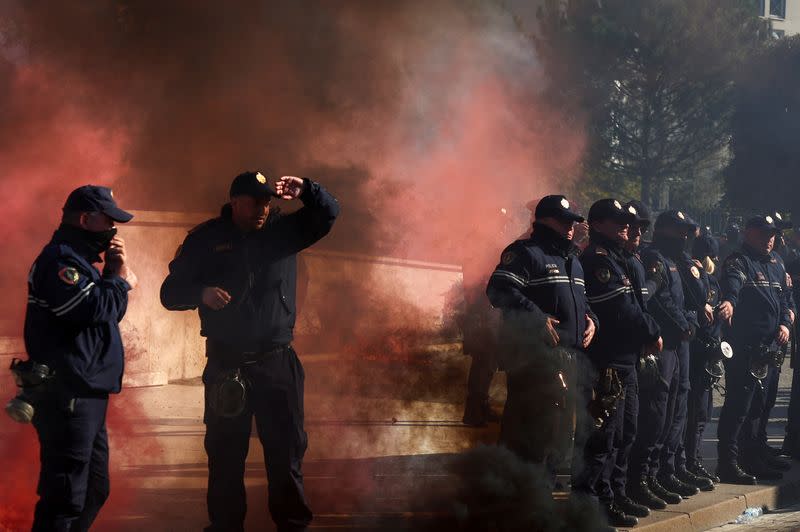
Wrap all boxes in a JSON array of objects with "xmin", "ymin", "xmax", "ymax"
[
  {"xmin": 531, "ymin": 223, "xmax": 576, "ymax": 257},
  {"xmin": 51, "ymin": 224, "xmax": 102, "ymax": 263},
  {"xmin": 742, "ymin": 243, "xmax": 772, "ymax": 263}
]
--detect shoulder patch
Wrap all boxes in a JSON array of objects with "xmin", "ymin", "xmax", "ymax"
[
  {"xmin": 501, "ymin": 251, "xmax": 516, "ymax": 265},
  {"xmin": 595, "ymin": 268, "xmax": 611, "ymax": 283},
  {"xmin": 58, "ymin": 266, "xmax": 80, "ymax": 285},
  {"xmin": 690, "ymin": 265, "xmax": 701, "ymax": 279}
]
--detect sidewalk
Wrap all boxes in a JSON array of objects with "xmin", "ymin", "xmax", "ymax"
[{"xmin": 1, "ymin": 350, "xmax": 798, "ymax": 531}]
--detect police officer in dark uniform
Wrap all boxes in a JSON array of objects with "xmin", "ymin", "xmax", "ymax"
[
  {"xmin": 486, "ymin": 195, "xmax": 597, "ymax": 491},
  {"xmin": 680, "ymin": 232, "xmax": 723, "ymax": 485},
  {"xmin": 666, "ymin": 219, "xmax": 718, "ymax": 493},
  {"xmin": 626, "ymin": 210, "xmax": 700, "ymax": 508},
  {"xmin": 783, "ymin": 250, "xmax": 800, "ymax": 457},
  {"xmin": 572, "ymin": 199, "xmax": 661, "ymax": 528},
  {"xmin": 160, "ymin": 171, "xmax": 339, "ymax": 532},
  {"xmin": 622, "ymin": 201, "xmax": 655, "ymax": 304},
  {"xmin": 716, "ymin": 215, "xmax": 792, "ymax": 484},
  {"xmin": 719, "ymin": 223, "xmax": 742, "ymax": 264},
  {"xmin": 737, "ymin": 212, "xmax": 795, "ymax": 477},
  {"xmin": 19, "ymin": 185, "xmax": 137, "ymax": 531}
]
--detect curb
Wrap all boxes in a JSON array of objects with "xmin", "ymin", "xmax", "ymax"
[{"xmin": 627, "ymin": 467, "xmax": 800, "ymax": 531}]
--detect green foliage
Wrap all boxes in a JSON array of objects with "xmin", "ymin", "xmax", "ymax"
[
  {"xmin": 534, "ymin": 0, "xmax": 767, "ymax": 211},
  {"xmin": 726, "ymin": 35, "xmax": 800, "ymax": 214}
]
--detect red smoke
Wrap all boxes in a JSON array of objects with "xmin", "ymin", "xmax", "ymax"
[{"xmin": 0, "ymin": 0, "xmax": 585, "ymax": 525}]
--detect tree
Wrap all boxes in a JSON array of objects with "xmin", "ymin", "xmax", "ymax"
[
  {"xmin": 533, "ymin": 0, "xmax": 766, "ymax": 210},
  {"xmin": 725, "ymin": 35, "xmax": 800, "ymax": 214}
]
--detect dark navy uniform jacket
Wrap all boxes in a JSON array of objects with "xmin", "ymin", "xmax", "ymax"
[
  {"xmin": 581, "ymin": 235, "xmax": 660, "ymax": 367},
  {"xmin": 625, "ymin": 249, "xmax": 655, "ymax": 304},
  {"xmin": 486, "ymin": 225, "xmax": 598, "ymax": 352},
  {"xmin": 160, "ymin": 179, "xmax": 339, "ymax": 351},
  {"xmin": 24, "ymin": 229, "xmax": 131, "ymax": 395},
  {"xmin": 720, "ymin": 245, "xmax": 791, "ymax": 346},
  {"xmin": 641, "ymin": 244, "xmax": 696, "ymax": 350}
]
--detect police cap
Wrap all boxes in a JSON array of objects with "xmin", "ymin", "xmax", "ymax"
[
  {"xmin": 623, "ymin": 200, "xmax": 651, "ymax": 228},
  {"xmin": 63, "ymin": 185, "xmax": 133, "ymax": 223},
  {"xmin": 534, "ymin": 195, "xmax": 584, "ymax": 223},
  {"xmin": 588, "ymin": 198, "xmax": 634, "ymax": 224},
  {"xmin": 771, "ymin": 211, "xmax": 792, "ymax": 230},
  {"xmin": 654, "ymin": 209, "xmax": 697, "ymax": 233},
  {"xmin": 745, "ymin": 215, "xmax": 781, "ymax": 234},
  {"xmin": 692, "ymin": 232, "xmax": 719, "ymax": 260},
  {"xmin": 230, "ymin": 171, "xmax": 278, "ymax": 199}
]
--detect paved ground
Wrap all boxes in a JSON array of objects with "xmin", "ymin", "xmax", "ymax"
[
  {"xmin": 711, "ymin": 502, "xmax": 800, "ymax": 531},
  {"xmin": 0, "ymin": 350, "xmax": 797, "ymax": 531}
]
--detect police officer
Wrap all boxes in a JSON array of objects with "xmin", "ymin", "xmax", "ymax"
[
  {"xmin": 680, "ymin": 232, "xmax": 723, "ymax": 485},
  {"xmin": 160, "ymin": 171, "xmax": 339, "ymax": 532},
  {"xmin": 737, "ymin": 212, "xmax": 795, "ymax": 477},
  {"xmin": 783, "ymin": 252, "xmax": 800, "ymax": 457},
  {"xmin": 486, "ymin": 195, "xmax": 597, "ymax": 491},
  {"xmin": 22, "ymin": 185, "xmax": 137, "ymax": 531},
  {"xmin": 572, "ymin": 199, "xmax": 661, "ymax": 528},
  {"xmin": 719, "ymin": 223, "xmax": 742, "ymax": 264},
  {"xmin": 622, "ymin": 201, "xmax": 655, "ymax": 304},
  {"xmin": 626, "ymin": 210, "xmax": 699, "ymax": 508},
  {"xmin": 716, "ymin": 215, "xmax": 792, "ymax": 484}
]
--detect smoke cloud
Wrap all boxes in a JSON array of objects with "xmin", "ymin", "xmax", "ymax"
[{"xmin": 0, "ymin": 0, "xmax": 587, "ymax": 527}]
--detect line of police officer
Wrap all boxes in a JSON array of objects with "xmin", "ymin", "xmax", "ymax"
[{"xmin": 487, "ymin": 195, "xmax": 797, "ymax": 529}]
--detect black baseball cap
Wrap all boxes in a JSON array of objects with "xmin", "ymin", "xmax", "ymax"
[
  {"xmin": 534, "ymin": 195, "xmax": 584, "ymax": 223},
  {"xmin": 771, "ymin": 211, "xmax": 792, "ymax": 230},
  {"xmin": 654, "ymin": 209, "xmax": 698, "ymax": 232},
  {"xmin": 63, "ymin": 185, "xmax": 133, "ymax": 223},
  {"xmin": 623, "ymin": 200, "xmax": 651, "ymax": 228},
  {"xmin": 692, "ymin": 232, "xmax": 719, "ymax": 260},
  {"xmin": 588, "ymin": 198, "xmax": 635, "ymax": 224},
  {"xmin": 230, "ymin": 171, "xmax": 278, "ymax": 198},
  {"xmin": 745, "ymin": 214, "xmax": 781, "ymax": 234}
]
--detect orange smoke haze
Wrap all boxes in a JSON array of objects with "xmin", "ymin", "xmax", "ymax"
[{"xmin": 0, "ymin": 1, "xmax": 584, "ymax": 525}]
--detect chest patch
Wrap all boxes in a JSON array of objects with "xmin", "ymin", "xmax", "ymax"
[
  {"xmin": 58, "ymin": 267, "xmax": 80, "ymax": 285},
  {"xmin": 596, "ymin": 268, "xmax": 611, "ymax": 283},
  {"xmin": 669, "ymin": 266, "xmax": 677, "ymax": 272}
]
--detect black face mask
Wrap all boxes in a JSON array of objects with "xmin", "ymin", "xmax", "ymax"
[
  {"xmin": 56, "ymin": 224, "xmax": 117, "ymax": 258},
  {"xmin": 655, "ymin": 233, "xmax": 687, "ymax": 257}
]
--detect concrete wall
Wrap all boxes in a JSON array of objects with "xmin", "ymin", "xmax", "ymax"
[{"xmin": 11, "ymin": 210, "xmax": 464, "ymax": 387}]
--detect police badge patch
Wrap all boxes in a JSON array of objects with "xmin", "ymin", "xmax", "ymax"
[
  {"xmin": 501, "ymin": 251, "xmax": 516, "ymax": 265},
  {"xmin": 690, "ymin": 266, "xmax": 701, "ymax": 279},
  {"xmin": 58, "ymin": 267, "xmax": 80, "ymax": 285},
  {"xmin": 596, "ymin": 268, "xmax": 611, "ymax": 283}
]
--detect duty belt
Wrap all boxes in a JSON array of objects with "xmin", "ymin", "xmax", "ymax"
[{"xmin": 206, "ymin": 338, "xmax": 289, "ymax": 364}]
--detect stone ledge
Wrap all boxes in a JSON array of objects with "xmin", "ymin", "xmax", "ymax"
[{"xmin": 631, "ymin": 466, "xmax": 800, "ymax": 531}]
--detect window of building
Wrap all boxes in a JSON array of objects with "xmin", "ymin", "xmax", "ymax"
[
  {"xmin": 759, "ymin": 0, "xmax": 766, "ymax": 16},
  {"xmin": 770, "ymin": 0, "xmax": 786, "ymax": 18}
]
